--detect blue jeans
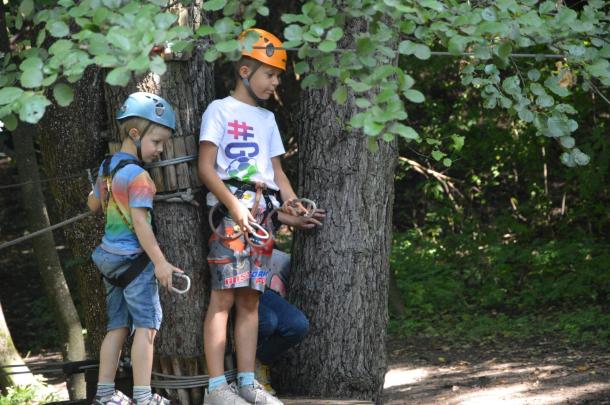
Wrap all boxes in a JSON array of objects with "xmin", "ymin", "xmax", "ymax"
[
  {"xmin": 257, "ymin": 290, "xmax": 309, "ymax": 364},
  {"xmin": 91, "ymin": 246, "xmax": 162, "ymax": 331}
]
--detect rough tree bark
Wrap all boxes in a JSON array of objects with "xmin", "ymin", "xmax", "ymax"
[
  {"xmin": 39, "ymin": 66, "xmax": 109, "ymax": 356},
  {"xmin": 0, "ymin": 301, "xmax": 38, "ymax": 389},
  {"xmin": 275, "ymin": 18, "xmax": 397, "ymax": 405},
  {"xmin": 102, "ymin": 5, "xmax": 213, "ymax": 403},
  {"xmin": 12, "ymin": 123, "xmax": 87, "ymax": 399}
]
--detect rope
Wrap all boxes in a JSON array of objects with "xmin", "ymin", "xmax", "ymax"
[
  {"xmin": 144, "ymin": 154, "xmax": 198, "ymax": 169},
  {"xmin": 151, "ymin": 369, "xmax": 237, "ymax": 389},
  {"xmin": 0, "ymin": 171, "xmax": 90, "ymax": 190},
  {"xmin": 154, "ymin": 188, "xmax": 201, "ymax": 205},
  {"xmin": 0, "ymin": 211, "xmax": 92, "ymax": 251}
]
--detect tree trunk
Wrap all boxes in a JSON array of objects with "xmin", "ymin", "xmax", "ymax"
[
  {"xmin": 12, "ymin": 123, "xmax": 86, "ymax": 399},
  {"xmin": 0, "ymin": 300, "xmax": 38, "ymax": 389},
  {"xmin": 275, "ymin": 19, "xmax": 397, "ymax": 404},
  {"xmin": 102, "ymin": 6, "xmax": 213, "ymax": 403},
  {"xmin": 38, "ymin": 66, "xmax": 109, "ymax": 356}
]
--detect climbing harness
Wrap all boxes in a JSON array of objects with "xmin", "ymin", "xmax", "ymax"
[{"xmin": 208, "ymin": 180, "xmax": 317, "ymax": 248}]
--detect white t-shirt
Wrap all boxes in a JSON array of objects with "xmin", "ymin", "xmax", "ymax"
[{"xmin": 199, "ymin": 96, "xmax": 285, "ymax": 208}]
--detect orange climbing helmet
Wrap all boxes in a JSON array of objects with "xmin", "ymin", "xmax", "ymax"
[{"xmin": 238, "ymin": 28, "xmax": 287, "ymax": 71}]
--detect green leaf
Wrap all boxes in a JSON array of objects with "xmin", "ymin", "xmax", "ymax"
[
  {"xmin": 19, "ymin": 94, "xmax": 51, "ymax": 123},
  {"xmin": 53, "ymin": 83, "xmax": 73, "ymax": 106},
  {"xmin": 149, "ymin": 56, "xmax": 166, "ymax": 75},
  {"xmin": 442, "ymin": 158, "xmax": 452, "ymax": 167},
  {"xmin": 448, "ymin": 35, "xmax": 469, "ymax": 55},
  {"xmin": 414, "ymin": 44, "xmax": 431, "ymax": 60},
  {"xmin": 107, "ymin": 29, "xmax": 131, "ymax": 52},
  {"xmin": 496, "ymin": 42, "xmax": 512, "ymax": 59},
  {"xmin": 155, "ymin": 13, "xmax": 177, "ymax": 30},
  {"xmin": 559, "ymin": 136, "xmax": 575, "ymax": 148},
  {"xmin": 20, "ymin": 57, "xmax": 43, "ymax": 72},
  {"xmin": 398, "ymin": 40, "xmax": 416, "ymax": 55},
  {"xmin": 451, "ymin": 134, "xmax": 465, "ymax": 151},
  {"xmin": 481, "ymin": 7, "xmax": 497, "ymax": 21},
  {"xmin": 404, "ymin": 89, "xmax": 425, "ymax": 103},
  {"xmin": 332, "ymin": 86, "xmax": 347, "ymax": 104},
  {"xmin": 527, "ymin": 69, "xmax": 540, "ymax": 81},
  {"xmin": 355, "ymin": 98, "xmax": 371, "ymax": 108},
  {"xmin": 196, "ymin": 25, "xmax": 216, "ymax": 37},
  {"xmin": 318, "ymin": 40, "xmax": 336, "ymax": 52},
  {"xmin": 356, "ymin": 37, "xmax": 375, "ymax": 56},
  {"xmin": 216, "ymin": 40, "xmax": 239, "ymax": 53},
  {"xmin": 431, "ymin": 149, "xmax": 446, "ymax": 161},
  {"xmin": 20, "ymin": 69, "xmax": 43, "ymax": 88},
  {"xmin": 2, "ymin": 114, "xmax": 17, "ymax": 131},
  {"xmin": 47, "ymin": 20, "xmax": 70, "ymax": 38},
  {"xmin": 257, "ymin": 6, "xmax": 269, "ymax": 16},
  {"xmin": 390, "ymin": 123, "xmax": 419, "ymax": 140},
  {"xmin": 0, "ymin": 87, "xmax": 24, "ymax": 105},
  {"xmin": 346, "ymin": 80, "xmax": 371, "ymax": 93},
  {"xmin": 204, "ymin": 48, "xmax": 220, "ymax": 62},
  {"xmin": 547, "ymin": 116, "xmax": 569, "ymax": 137},
  {"xmin": 420, "ymin": 0, "xmax": 444, "ymax": 12},
  {"xmin": 284, "ymin": 25, "xmax": 304, "ymax": 41},
  {"xmin": 326, "ymin": 27, "xmax": 343, "ymax": 41},
  {"xmin": 518, "ymin": 109, "xmax": 534, "ymax": 123},
  {"xmin": 364, "ymin": 120, "xmax": 384, "ymax": 136},
  {"xmin": 202, "ymin": 0, "xmax": 227, "ymax": 11},
  {"xmin": 536, "ymin": 94, "xmax": 554, "ymax": 108},
  {"xmin": 105, "ymin": 67, "xmax": 130, "ymax": 86},
  {"xmin": 19, "ymin": 0, "xmax": 34, "ymax": 16}
]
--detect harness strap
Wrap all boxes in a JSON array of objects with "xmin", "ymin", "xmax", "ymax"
[
  {"xmin": 99, "ymin": 156, "xmax": 152, "ymax": 289},
  {"xmin": 101, "ymin": 157, "xmax": 144, "ymax": 232},
  {"xmin": 102, "ymin": 253, "xmax": 151, "ymax": 289}
]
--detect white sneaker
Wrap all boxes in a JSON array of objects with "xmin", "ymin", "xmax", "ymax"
[
  {"xmin": 238, "ymin": 380, "xmax": 283, "ymax": 404},
  {"xmin": 203, "ymin": 382, "xmax": 250, "ymax": 405}
]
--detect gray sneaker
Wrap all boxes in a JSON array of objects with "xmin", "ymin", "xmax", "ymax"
[
  {"xmin": 92, "ymin": 390, "xmax": 134, "ymax": 404},
  {"xmin": 203, "ymin": 382, "xmax": 250, "ymax": 405},
  {"xmin": 238, "ymin": 380, "xmax": 283, "ymax": 405}
]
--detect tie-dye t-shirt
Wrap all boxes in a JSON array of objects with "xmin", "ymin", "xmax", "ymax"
[{"xmin": 93, "ymin": 152, "xmax": 155, "ymax": 255}]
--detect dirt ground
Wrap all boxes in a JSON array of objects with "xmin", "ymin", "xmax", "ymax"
[{"xmin": 382, "ymin": 337, "xmax": 610, "ymax": 404}]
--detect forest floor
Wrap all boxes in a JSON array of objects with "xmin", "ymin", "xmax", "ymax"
[{"xmin": 2, "ymin": 158, "xmax": 609, "ymax": 404}]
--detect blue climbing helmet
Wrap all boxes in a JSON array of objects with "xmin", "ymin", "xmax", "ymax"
[{"xmin": 116, "ymin": 92, "xmax": 176, "ymax": 132}]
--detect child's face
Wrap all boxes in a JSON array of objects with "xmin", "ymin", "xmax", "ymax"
[
  {"xmin": 247, "ymin": 65, "xmax": 282, "ymax": 100},
  {"xmin": 138, "ymin": 125, "xmax": 172, "ymax": 163}
]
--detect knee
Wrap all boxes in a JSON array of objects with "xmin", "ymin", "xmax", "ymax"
[
  {"xmin": 235, "ymin": 295, "xmax": 259, "ymax": 314},
  {"xmin": 209, "ymin": 290, "xmax": 235, "ymax": 312}
]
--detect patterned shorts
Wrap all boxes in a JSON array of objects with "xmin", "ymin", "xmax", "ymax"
[{"xmin": 207, "ymin": 214, "xmax": 274, "ymax": 291}]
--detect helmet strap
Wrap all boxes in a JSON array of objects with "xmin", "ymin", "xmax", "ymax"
[
  {"xmin": 242, "ymin": 62, "xmax": 265, "ymax": 106},
  {"xmin": 133, "ymin": 121, "xmax": 153, "ymax": 161}
]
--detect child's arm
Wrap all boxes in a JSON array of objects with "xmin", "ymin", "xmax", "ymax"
[
  {"xmin": 278, "ymin": 208, "xmax": 326, "ymax": 229},
  {"xmin": 198, "ymin": 141, "xmax": 254, "ymax": 233},
  {"xmin": 131, "ymin": 207, "xmax": 182, "ymax": 290},
  {"xmin": 87, "ymin": 191, "xmax": 102, "ymax": 213}
]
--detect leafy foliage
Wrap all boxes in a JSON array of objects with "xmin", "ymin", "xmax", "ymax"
[
  {"xmin": 0, "ymin": 0, "xmax": 608, "ymax": 165},
  {"xmin": 0, "ymin": 384, "xmax": 58, "ymax": 405}
]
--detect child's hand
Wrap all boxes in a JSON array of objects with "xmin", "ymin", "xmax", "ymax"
[
  {"xmin": 228, "ymin": 202, "xmax": 255, "ymax": 234},
  {"xmin": 293, "ymin": 208, "xmax": 326, "ymax": 229},
  {"xmin": 281, "ymin": 198, "xmax": 310, "ymax": 217},
  {"xmin": 154, "ymin": 260, "xmax": 183, "ymax": 290}
]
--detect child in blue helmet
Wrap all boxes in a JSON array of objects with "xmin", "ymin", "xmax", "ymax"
[{"xmin": 87, "ymin": 92, "xmax": 183, "ymax": 405}]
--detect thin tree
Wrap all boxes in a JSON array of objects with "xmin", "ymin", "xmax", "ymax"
[{"xmin": 0, "ymin": 300, "xmax": 38, "ymax": 389}]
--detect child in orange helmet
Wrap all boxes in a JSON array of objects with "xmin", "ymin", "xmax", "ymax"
[{"xmin": 198, "ymin": 28, "xmax": 307, "ymax": 405}]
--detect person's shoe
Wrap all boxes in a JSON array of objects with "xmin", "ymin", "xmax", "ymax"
[
  {"xmin": 238, "ymin": 380, "xmax": 283, "ymax": 404},
  {"xmin": 136, "ymin": 393, "xmax": 172, "ymax": 404},
  {"xmin": 92, "ymin": 390, "xmax": 134, "ymax": 404},
  {"xmin": 254, "ymin": 360, "xmax": 276, "ymax": 395},
  {"xmin": 203, "ymin": 382, "xmax": 250, "ymax": 405}
]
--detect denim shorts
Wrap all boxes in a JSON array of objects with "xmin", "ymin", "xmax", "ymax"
[
  {"xmin": 207, "ymin": 214, "xmax": 273, "ymax": 292},
  {"xmin": 91, "ymin": 246, "xmax": 162, "ymax": 331}
]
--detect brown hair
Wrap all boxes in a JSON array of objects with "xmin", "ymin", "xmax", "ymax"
[{"xmin": 118, "ymin": 117, "xmax": 153, "ymax": 141}]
